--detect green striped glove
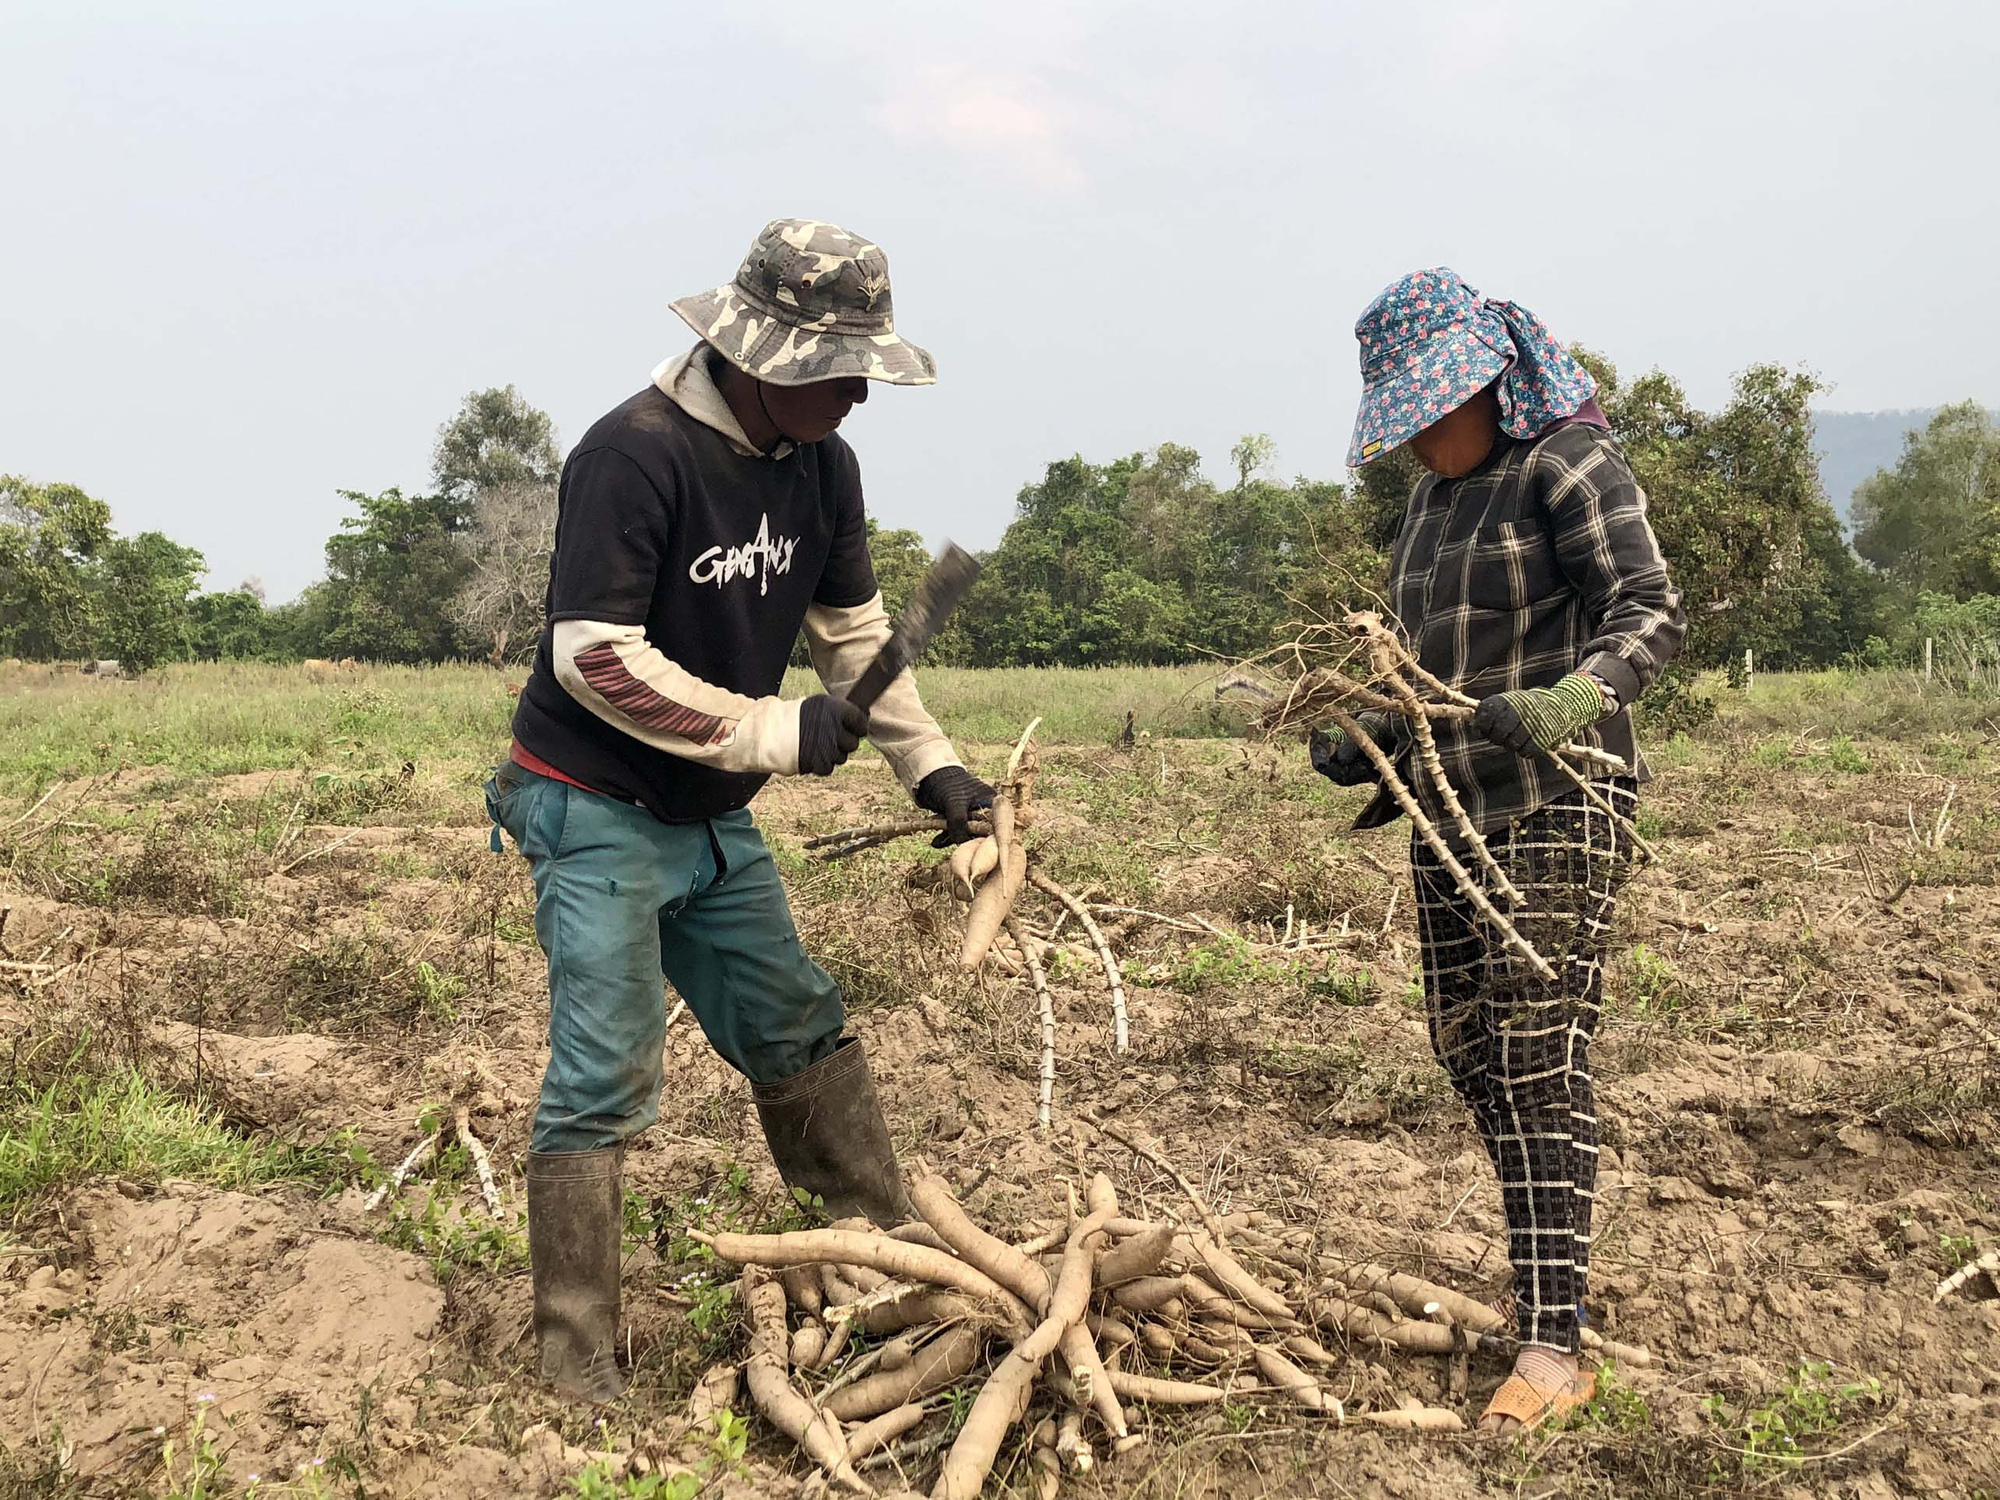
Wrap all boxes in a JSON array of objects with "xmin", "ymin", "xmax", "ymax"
[{"xmin": 1470, "ymin": 673, "xmax": 1609, "ymax": 754}]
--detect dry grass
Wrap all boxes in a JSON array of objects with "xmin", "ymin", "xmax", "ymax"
[{"xmin": 3, "ymin": 662, "xmax": 1999, "ymax": 1498}]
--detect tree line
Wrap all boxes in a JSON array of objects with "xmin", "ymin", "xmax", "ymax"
[{"xmin": 5, "ymin": 364, "xmax": 1997, "ymax": 679}]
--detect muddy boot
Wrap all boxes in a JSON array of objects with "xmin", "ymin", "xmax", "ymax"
[
  {"xmin": 751, "ymin": 1037, "xmax": 911, "ymax": 1225},
  {"xmin": 526, "ymin": 1145, "xmax": 628, "ymax": 1403}
]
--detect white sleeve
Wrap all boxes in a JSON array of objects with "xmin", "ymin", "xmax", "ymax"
[
  {"xmin": 803, "ymin": 592, "xmax": 962, "ymax": 790},
  {"xmin": 552, "ymin": 618, "xmax": 802, "ymax": 775}
]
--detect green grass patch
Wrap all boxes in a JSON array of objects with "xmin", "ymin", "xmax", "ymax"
[
  {"xmin": 0, "ymin": 1049, "xmax": 357, "ymax": 1224},
  {"xmin": 1700, "ymin": 1361, "xmax": 1888, "ymax": 1477}
]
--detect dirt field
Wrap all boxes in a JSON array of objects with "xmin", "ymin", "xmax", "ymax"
[{"xmin": 3, "ymin": 666, "xmax": 1997, "ymax": 1499}]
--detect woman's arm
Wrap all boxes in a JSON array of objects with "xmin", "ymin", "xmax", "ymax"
[{"xmin": 1539, "ymin": 431, "xmax": 1687, "ymax": 708}]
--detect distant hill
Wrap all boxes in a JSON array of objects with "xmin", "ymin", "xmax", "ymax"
[
  {"xmin": 1812, "ymin": 410, "xmax": 1932, "ymax": 527},
  {"xmin": 1812, "ymin": 408, "xmax": 2000, "ymax": 527}
]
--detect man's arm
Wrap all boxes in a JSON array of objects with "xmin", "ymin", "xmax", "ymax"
[
  {"xmin": 552, "ymin": 619, "xmax": 803, "ymax": 774},
  {"xmin": 806, "ymin": 445, "xmax": 965, "ymax": 790},
  {"xmin": 803, "ymin": 594, "xmax": 961, "ymax": 790},
  {"xmin": 1540, "ymin": 432, "xmax": 1687, "ymax": 708}
]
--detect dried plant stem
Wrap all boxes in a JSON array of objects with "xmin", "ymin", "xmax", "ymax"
[
  {"xmin": 1029, "ymin": 873, "xmax": 1128, "ymax": 1054},
  {"xmin": 453, "ymin": 1106, "xmax": 503, "ymax": 1215},
  {"xmin": 1368, "ymin": 647, "xmax": 1523, "ymax": 906},
  {"xmin": 1324, "ymin": 704, "xmax": 1556, "ymax": 982},
  {"xmin": 1007, "ymin": 917, "xmax": 1058, "ymax": 1132},
  {"xmin": 1085, "ymin": 1115, "xmax": 1231, "ymax": 1245},
  {"xmin": 1933, "ymin": 1249, "xmax": 2000, "ymax": 1304},
  {"xmin": 276, "ymin": 828, "xmax": 365, "ymax": 877},
  {"xmin": 364, "ymin": 1131, "xmax": 437, "ymax": 1212}
]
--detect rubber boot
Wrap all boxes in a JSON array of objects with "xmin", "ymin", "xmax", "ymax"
[
  {"xmin": 751, "ymin": 1037, "xmax": 911, "ymax": 1225},
  {"xmin": 526, "ymin": 1145, "xmax": 628, "ymax": 1403}
]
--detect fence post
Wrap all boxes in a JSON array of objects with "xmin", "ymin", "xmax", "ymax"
[
  {"xmin": 1925, "ymin": 637, "xmax": 1934, "ymax": 682},
  {"xmin": 1743, "ymin": 647, "xmax": 1753, "ymax": 693}
]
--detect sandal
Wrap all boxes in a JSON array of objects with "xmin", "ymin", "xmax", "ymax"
[{"xmin": 1478, "ymin": 1369, "xmax": 1598, "ymax": 1434}]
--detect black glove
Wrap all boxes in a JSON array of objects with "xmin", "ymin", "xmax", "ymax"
[
  {"xmin": 914, "ymin": 765, "xmax": 998, "ymax": 846},
  {"xmin": 1308, "ymin": 712, "xmax": 1401, "ymax": 787},
  {"xmin": 798, "ymin": 694, "xmax": 870, "ymax": 777}
]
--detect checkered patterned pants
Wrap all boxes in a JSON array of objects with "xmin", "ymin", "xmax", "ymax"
[{"xmin": 1412, "ymin": 779, "xmax": 1637, "ymax": 1354}]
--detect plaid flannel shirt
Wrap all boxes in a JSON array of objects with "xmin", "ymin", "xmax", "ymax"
[{"xmin": 1356, "ymin": 425, "xmax": 1685, "ymax": 840}]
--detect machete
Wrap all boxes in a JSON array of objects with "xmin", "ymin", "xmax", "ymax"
[{"xmin": 847, "ymin": 541, "xmax": 981, "ymax": 713}]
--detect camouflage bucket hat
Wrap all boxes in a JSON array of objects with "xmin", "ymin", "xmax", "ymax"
[{"xmin": 671, "ymin": 219, "xmax": 937, "ymax": 388}]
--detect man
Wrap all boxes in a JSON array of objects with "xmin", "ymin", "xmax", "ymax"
[
  {"xmin": 1315, "ymin": 268, "xmax": 1684, "ymax": 1433},
  {"xmin": 487, "ymin": 219, "xmax": 994, "ymax": 1402}
]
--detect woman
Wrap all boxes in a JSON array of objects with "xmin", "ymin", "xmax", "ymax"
[{"xmin": 1316, "ymin": 268, "xmax": 1685, "ymax": 1432}]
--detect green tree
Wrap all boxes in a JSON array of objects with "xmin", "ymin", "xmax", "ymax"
[
  {"xmin": 953, "ymin": 441, "xmax": 1374, "ymax": 667},
  {"xmin": 90, "ymin": 531, "xmax": 207, "ymax": 671},
  {"xmin": 318, "ymin": 488, "xmax": 472, "ymax": 662},
  {"xmin": 1585, "ymin": 354, "xmax": 1857, "ymax": 668},
  {"xmin": 432, "ymin": 387, "xmax": 561, "ymax": 501},
  {"xmin": 188, "ymin": 589, "xmax": 285, "ymax": 661},
  {"xmin": 958, "ymin": 452, "xmax": 1188, "ymax": 665},
  {"xmin": 867, "ymin": 522, "xmax": 932, "ymax": 619},
  {"xmin": 1850, "ymin": 401, "xmax": 2000, "ymax": 597},
  {"xmin": 1348, "ymin": 444, "xmax": 1423, "ymax": 553},
  {"xmin": 0, "ymin": 475, "xmax": 113, "ymax": 659}
]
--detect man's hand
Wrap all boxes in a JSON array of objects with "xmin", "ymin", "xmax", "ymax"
[
  {"xmin": 1309, "ymin": 712, "xmax": 1402, "ymax": 786},
  {"xmin": 1470, "ymin": 673, "xmax": 1608, "ymax": 755},
  {"xmin": 798, "ymin": 694, "xmax": 870, "ymax": 776},
  {"xmin": 914, "ymin": 765, "xmax": 998, "ymax": 846}
]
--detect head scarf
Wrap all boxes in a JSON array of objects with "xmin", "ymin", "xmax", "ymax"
[{"xmin": 1347, "ymin": 267, "xmax": 1599, "ymax": 467}]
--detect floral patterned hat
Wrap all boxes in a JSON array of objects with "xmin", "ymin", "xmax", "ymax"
[{"xmin": 1347, "ymin": 267, "xmax": 1596, "ymax": 467}]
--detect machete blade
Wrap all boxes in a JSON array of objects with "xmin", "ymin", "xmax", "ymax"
[{"xmin": 847, "ymin": 541, "xmax": 981, "ymax": 712}]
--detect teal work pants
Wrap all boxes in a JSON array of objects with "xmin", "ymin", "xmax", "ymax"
[{"xmin": 485, "ymin": 761, "xmax": 845, "ymax": 1154}]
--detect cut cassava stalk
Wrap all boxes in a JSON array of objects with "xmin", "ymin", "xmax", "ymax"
[
  {"xmin": 696, "ymin": 1229, "xmax": 1035, "ymax": 1335},
  {"xmin": 1932, "ymin": 1249, "xmax": 2000, "ymax": 1304},
  {"xmin": 1004, "ymin": 917, "xmax": 1058, "ymax": 1131},
  {"xmin": 1322, "ymin": 703, "xmax": 1557, "ymax": 982},
  {"xmin": 1369, "ymin": 641, "xmax": 1523, "ymax": 908},
  {"xmin": 363, "ymin": 1131, "xmax": 436, "ymax": 1212},
  {"xmin": 1085, "ymin": 1114, "xmax": 1235, "ymax": 1244},
  {"xmin": 452, "ymin": 1106, "xmax": 503, "ymax": 1215},
  {"xmin": 1351, "ymin": 614, "xmax": 1653, "ymax": 860},
  {"xmin": 1027, "ymin": 872, "xmax": 1129, "ymax": 1054},
  {"xmin": 740, "ymin": 1267, "xmax": 872, "ymax": 1495},
  {"xmin": 1055, "ymin": 1411, "xmax": 1093, "ymax": 1475}
]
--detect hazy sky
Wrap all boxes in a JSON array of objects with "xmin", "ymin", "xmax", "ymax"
[{"xmin": 6, "ymin": 0, "xmax": 1997, "ymax": 602}]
